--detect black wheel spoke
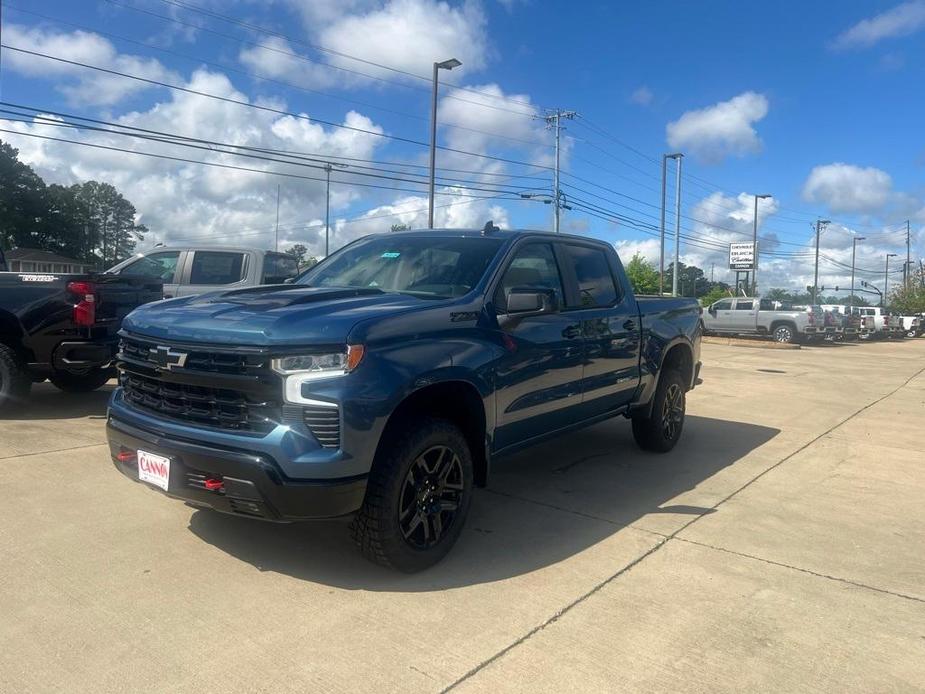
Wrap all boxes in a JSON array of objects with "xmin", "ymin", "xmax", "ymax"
[{"xmin": 397, "ymin": 444, "xmax": 465, "ymax": 550}]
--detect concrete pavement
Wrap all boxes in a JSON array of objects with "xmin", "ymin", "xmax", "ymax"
[{"xmin": 1, "ymin": 338, "xmax": 923, "ymax": 693}]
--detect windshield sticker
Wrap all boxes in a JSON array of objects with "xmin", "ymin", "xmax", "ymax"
[{"xmin": 381, "ymin": 251, "xmax": 401, "ymax": 259}]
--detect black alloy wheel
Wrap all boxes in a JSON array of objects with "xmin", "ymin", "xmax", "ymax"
[{"xmin": 398, "ymin": 445, "xmax": 464, "ymax": 549}]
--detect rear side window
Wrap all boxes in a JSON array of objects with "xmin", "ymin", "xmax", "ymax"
[
  {"xmin": 118, "ymin": 251, "xmax": 181, "ymax": 283},
  {"xmin": 735, "ymin": 301, "xmax": 754, "ymax": 310},
  {"xmin": 262, "ymin": 254, "xmax": 299, "ymax": 284},
  {"xmin": 564, "ymin": 245, "xmax": 620, "ymax": 307},
  {"xmin": 189, "ymin": 252, "xmax": 246, "ymax": 285}
]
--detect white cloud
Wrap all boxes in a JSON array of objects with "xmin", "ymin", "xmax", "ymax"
[
  {"xmin": 802, "ymin": 163, "xmax": 893, "ymax": 214},
  {"xmin": 832, "ymin": 1, "xmax": 925, "ymax": 50},
  {"xmin": 318, "ymin": 0, "xmax": 490, "ymax": 81},
  {"xmin": 2, "ymin": 24, "xmax": 179, "ymax": 106},
  {"xmin": 666, "ymin": 92, "xmax": 769, "ymax": 163},
  {"xmin": 238, "ymin": 36, "xmax": 337, "ymax": 89},
  {"xmin": 629, "ymin": 86, "xmax": 653, "ymax": 106}
]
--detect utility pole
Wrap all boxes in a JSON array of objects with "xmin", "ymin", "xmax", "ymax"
[
  {"xmin": 884, "ymin": 253, "xmax": 897, "ymax": 307},
  {"xmin": 850, "ymin": 235, "xmax": 865, "ymax": 307},
  {"xmin": 906, "ymin": 219, "xmax": 911, "ymax": 288},
  {"xmin": 544, "ymin": 109, "xmax": 577, "ymax": 233},
  {"xmin": 274, "ymin": 184, "xmax": 280, "ymax": 252},
  {"xmin": 751, "ymin": 194, "xmax": 771, "ymax": 295},
  {"xmin": 812, "ymin": 218, "xmax": 830, "ymax": 305},
  {"xmin": 324, "ymin": 165, "xmax": 331, "ymax": 256},
  {"xmin": 672, "ymin": 154, "xmax": 683, "ymax": 297},
  {"xmin": 659, "ymin": 152, "xmax": 683, "ymax": 294},
  {"xmin": 710, "ymin": 262, "xmax": 715, "ymax": 283}
]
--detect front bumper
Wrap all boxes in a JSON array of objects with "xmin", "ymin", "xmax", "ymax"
[{"xmin": 108, "ymin": 416, "xmax": 367, "ymax": 520}]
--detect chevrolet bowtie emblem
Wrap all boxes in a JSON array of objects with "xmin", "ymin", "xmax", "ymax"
[{"xmin": 150, "ymin": 345, "xmax": 188, "ymax": 371}]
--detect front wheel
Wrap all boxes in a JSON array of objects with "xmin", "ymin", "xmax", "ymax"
[
  {"xmin": 50, "ymin": 367, "xmax": 114, "ymax": 393},
  {"xmin": 351, "ymin": 418, "xmax": 473, "ymax": 572},
  {"xmin": 632, "ymin": 369, "xmax": 686, "ymax": 453}
]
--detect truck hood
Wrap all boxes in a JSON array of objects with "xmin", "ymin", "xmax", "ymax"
[{"xmin": 122, "ymin": 284, "xmax": 426, "ymax": 346}]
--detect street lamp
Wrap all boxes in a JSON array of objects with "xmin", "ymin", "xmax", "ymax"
[
  {"xmin": 520, "ymin": 192, "xmax": 571, "ymax": 224},
  {"xmin": 428, "ymin": 58, "xmax": 462, "ymax": 229},
  {"xmin": 751, "ymin": 194, "xmax": 771, "ymax": 295},
  {"xmin": 849, "ymin": 236, "xmax": 865, "ymax": 307},
  {"xmin": 884, "ymin": 253, "xmax": 897, "ymax": 307}
]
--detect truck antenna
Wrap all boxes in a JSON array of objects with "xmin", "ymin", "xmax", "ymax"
[{"xmin": 482, "ymin": 220, "xmax": 500, "ymax": 236}]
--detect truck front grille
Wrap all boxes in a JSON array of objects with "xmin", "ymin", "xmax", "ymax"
[
  {"xmin": 120, "ymin": 335, "xmax": 268, "ymax": 375},
  {"xmin": 120, "ymin": 371, "xmax": 279, "ymax": 434}
]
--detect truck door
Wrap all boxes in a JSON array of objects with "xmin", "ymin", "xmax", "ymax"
[
  {"xmin": 560, "ymin": 243, "xmax": 641, "ymax": 415},
  {"xmin": 730, "ymin": 299, "xmax": 758, "ymax": 331},
  {"xmin": 493, "ymin": 242, "xmax": 585, "ymax": 451},
  {"xmin": 709, "ymin": 299, "xmax": 734, "ymax": 330}
]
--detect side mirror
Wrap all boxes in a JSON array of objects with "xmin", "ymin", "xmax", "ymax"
[
  {"xmin": 708, "ymin": 306, "xmax": 717, "ymax": 316},
  {"xmin": 283, "ymin": 277, "xmax": 295, "ymax": 284},
  {"xmin": 504, "ymin": 287, "xmax": 559, "ymax": 316}
]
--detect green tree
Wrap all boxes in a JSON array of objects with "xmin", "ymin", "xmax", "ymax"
[
  {"xmin": 390, "ymin": 223, "xmax": 411, "ymax": 232},
  {"xmin": 699, "ymin": 285, "xmax": 731, "ymax": 307},
  {"xmin": 284, "ymin": 244, "xmax": 318, "ymax": 269},
  {"xmin": 624, "ymin": 253, "xmax": 661, "ymax": 294},
  {"xmin": 888, "ymin": 272, "xmax": 925, "ymax": 313},
  {"xmin": 0, "ymin": 141, "xmax": 48, "ymax": 252}
]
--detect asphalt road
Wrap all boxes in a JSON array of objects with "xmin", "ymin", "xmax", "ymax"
[{"xmin": 2, "ymin": 338, "xmax": 924, "ymax": 693}]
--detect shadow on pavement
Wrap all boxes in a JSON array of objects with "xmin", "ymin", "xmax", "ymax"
[
  {"xmin": 2, "ymin": 382, "xmax": 115, "ymax": 420},
  {"xmin": 188, "ymin": 414, "xmax": 778, "ymax": 590}
]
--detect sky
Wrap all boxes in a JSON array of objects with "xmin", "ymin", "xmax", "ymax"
[{"xmin": 1, "ymin": 0, "xmax": 923, "ymax": 295}]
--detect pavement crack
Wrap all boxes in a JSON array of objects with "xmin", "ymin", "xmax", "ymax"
[
  {"xmin": 441, "ymin": 363, "xmax": 925, "ymax": 692},
  {"xmin": 673, "ymin": 537, "xmax": 925, "ymax": 604},
  {"xmin": 0, "ymin": 442, "xmax": 106, "ymax": 461}
]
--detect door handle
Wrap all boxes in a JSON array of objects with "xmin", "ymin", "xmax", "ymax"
[
  {"xmin": 562, "ymin": 325, "xmax": 581, "ymax": 339},
  {"xmin": 623, "ymin": 319, "xmax": 637, "ymax": 331}
]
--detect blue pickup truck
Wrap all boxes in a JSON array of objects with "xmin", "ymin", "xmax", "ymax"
[{"xmin": 107, "ymin": 227, "xmax": 702, "ymax": 571}]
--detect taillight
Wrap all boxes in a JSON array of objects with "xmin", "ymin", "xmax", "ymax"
[{"xmin": 67, "ymin": 280, "xmax": 97, "ymax": 326}]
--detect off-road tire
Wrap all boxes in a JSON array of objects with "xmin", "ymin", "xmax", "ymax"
[
  {"xmin": 50, "ymin": 368, "xmax": 114, "ymax": 393},
  {"xmin": 351, "ymin": 418, "xmax": 474, "ymax": 572},
  {"xmin": 632, "ymin": 369, "xmax": 686, "ymax": 453},
  {"xmin": 0, "ymin": 344, "xmax": 32, "ymax": 413}
]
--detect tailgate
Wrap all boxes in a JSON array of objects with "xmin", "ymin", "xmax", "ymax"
[{"xmin": 94, "ymin": 275, "xmax": 163, "ymax": 324}]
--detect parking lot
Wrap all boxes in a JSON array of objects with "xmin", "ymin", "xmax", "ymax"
[{"xmin": 2, "ymin": 338, "xmax": 924, "ymax": 693}]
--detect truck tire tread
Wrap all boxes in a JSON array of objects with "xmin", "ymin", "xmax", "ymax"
[
  {"xmin": 351, "ymin": 417, "xmax": 473, "ymax": 572},
  {"xmin": 631, "ymin": 368, "xmax": 686, "ymax": 453},
  {"xmin": 0, "ymin": 344, "xmax": 32, "ymax": 413}
]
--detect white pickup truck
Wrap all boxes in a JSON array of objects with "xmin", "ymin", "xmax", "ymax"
[{"xmin": 703, "ymin": 297, "xmax": 822, "ymax": 343}]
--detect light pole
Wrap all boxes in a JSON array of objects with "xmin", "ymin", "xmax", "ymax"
[
  {"xmin": 428, "ymin": 58, "xmax": 461, "ymax": 229},
  {"xmin": 849, "ymin": 236, "xmax": 865, "ymax": 307},
  {"xmin": 751, "ymin": 194, "xmax": 771, "ymax": 295},
  {"xmin": 322, "ymin": 161, "xmax": 348, "ymax": 256},
  {"xmin": 659, "ymin": 152, "xmax": 683, "ymax": 295},
  {"xmin": 884, "ymin": 253, "xmax": 897, "ymax": 307}
]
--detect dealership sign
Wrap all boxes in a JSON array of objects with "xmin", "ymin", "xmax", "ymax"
[{"xmin": 728, "ymin": 243, "xmax": 755, "ymax": 270}]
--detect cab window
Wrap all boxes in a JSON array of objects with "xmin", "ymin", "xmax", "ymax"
[
  {"xmin": 735, "ymin": 301, "xmax": 754, "ymax": 310},
  {"xmin": 495, "ymin": 243, "xmax": 564, "ymax": 312},
  {"xmin": 564, "ymin": 244, "xmax": 620, "ymax": 307},
  {"xmin": 189, "ymin": 251, "xmax": 246, "ymax": 285},
  {"xmin": 118, "ymin": 251, "xmax": 181, "ymax": 283}
]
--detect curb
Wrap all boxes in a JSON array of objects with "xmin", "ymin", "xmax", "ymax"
[{"xmin": 703, "ymin": 335, "xmax": 802, "ymax": 350}]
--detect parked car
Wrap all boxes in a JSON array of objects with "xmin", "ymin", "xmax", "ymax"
[
  {"xmin": 0, "ymin": 269, "xmax": 162, "ymax": 411},
  {"xmin": 853, "ymin": 307, "xmax": 894, "ymax": 339},
  {"xmin": 107, "ymin": 227, "xmax": 703, "ymax": 571},
  {"xmin": 702, "ymin": 296, "xmax": 821, "ymax": 343},
  {"xmin": 106, "ymin": 247, "xmax": 300, "ymax": 298},
  {"xmin": 822, "ymin": 305, "xmax": 865, "ymax": 340},
  {"xmin": 897, "ymin": 315, "xmax": 922, "ymax": 338},
  {"xmin": 821, "ymin": 308, "xmax": 845, "ymax": 340}
]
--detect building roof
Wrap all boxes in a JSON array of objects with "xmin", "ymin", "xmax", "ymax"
[{"xmin": 6, "ymin": 247, "xmax": 90, "ymax": 265}]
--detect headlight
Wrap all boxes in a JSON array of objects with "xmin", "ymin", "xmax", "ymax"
[{"xmin": 273, "ymin": 346, "xmax": 365, "ymax": 405}]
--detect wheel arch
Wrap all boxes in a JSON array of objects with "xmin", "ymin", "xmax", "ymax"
[{"xmin": 374, "ymin": 379, "xmax": 490, "ymax": 487}]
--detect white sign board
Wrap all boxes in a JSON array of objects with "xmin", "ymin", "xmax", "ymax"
[{"xmin": 729, "ymin": 243, "xmax": 755, "ymax": 270}]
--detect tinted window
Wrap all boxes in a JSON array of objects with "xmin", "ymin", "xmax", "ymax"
[
  {"xmin": 565, "ymin": 245, "xmax": 619, "ymax": 307},
  {"xmin": 119, "ymin": 251, "xmax": 181, "ymax": 283},
  {"xmin": 496, "ymin": 243, "xmax": 564, "ymax": 312},
  {"xmin": 300, "ymin": 235, "xmax": 503, "ymax": 299},
  {"xmin": 713, "ymin": 300, "xmax": 733, "ymax": 311},
  {"xmin": 759, "ymin": 299, "xmax": 774, "ymax": 310},
  {"xmin": 262, "ymin": 254, "xmax": 299, "ymax": 284},
  {"xmin": 735, "ymin": 301, "xmax": 754, "ymax": 310},
  {"xmin": 189, "ymin": 252, "xmax": 246, "ymax": 285}
]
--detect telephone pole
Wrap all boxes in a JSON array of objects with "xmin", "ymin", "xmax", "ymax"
[
  {"xmin": 659, "ymin": 152, "xmax": 683, "ymax": 294},
  {"xmin": 812, "ymin": 218, "xmax": 830, "ymax": 305},
  {"xmin": 544, "ymin": 109, "xmax": 576, "ymax": 233},
  {"xmin": 850, "ymin": 235, "xmax": 865, "ymax": 307},
  {"xmin": 274, "ymin": 184, "xmax": 280, "ymax": 252},
  {"xmin": 906, "ymin": 219, "xmax": 911, "ymax": 288},
  {"xmin": 884, "ymin": 253, "xmax": 897, "ymax": 307}
]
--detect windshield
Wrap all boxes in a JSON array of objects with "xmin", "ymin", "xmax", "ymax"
[{"xmin": 298, "ymin": 235, "xmax": 504, "ymax": 299}]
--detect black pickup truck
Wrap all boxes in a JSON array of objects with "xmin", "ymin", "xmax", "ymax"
[
  {"xmin": 0, "ymin": 254, "xmax": 162, "ymax": 410},
  {"xmin": 107, "ymin": 228, "xmax": 702, "ymax": 571}
]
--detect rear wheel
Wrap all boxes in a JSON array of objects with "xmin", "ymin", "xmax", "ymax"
[
  {"xmin": 351, "ymin": 418, "xmax": 473, "ymax": 572},
  {"xmin": 0, "ymin": 344, "xmax": 32, "ymax": 413},
  {"xmin": 50, "ymin": 367, "xmax": 114, "ymax": 393},
  {"xmin": 632, "ymin": 369, "xmax": 686, "ymax": 453},
  {"xmin": 772, "ymin": 324, "xmax": 795, "ymax": 343}
]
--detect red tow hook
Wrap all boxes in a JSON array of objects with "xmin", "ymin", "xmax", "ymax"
[
  {"xmin": 116, "ymin": 450, "xmax": 136, "ymax": 463},
  {"xmin": 203, "ymin": 478, "xmax": 224, "ymax": 492}
]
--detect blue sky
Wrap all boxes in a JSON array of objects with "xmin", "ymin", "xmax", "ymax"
[{"xmin": 1, "ymin": 0, "xmax": 923, "ymax": 292}]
